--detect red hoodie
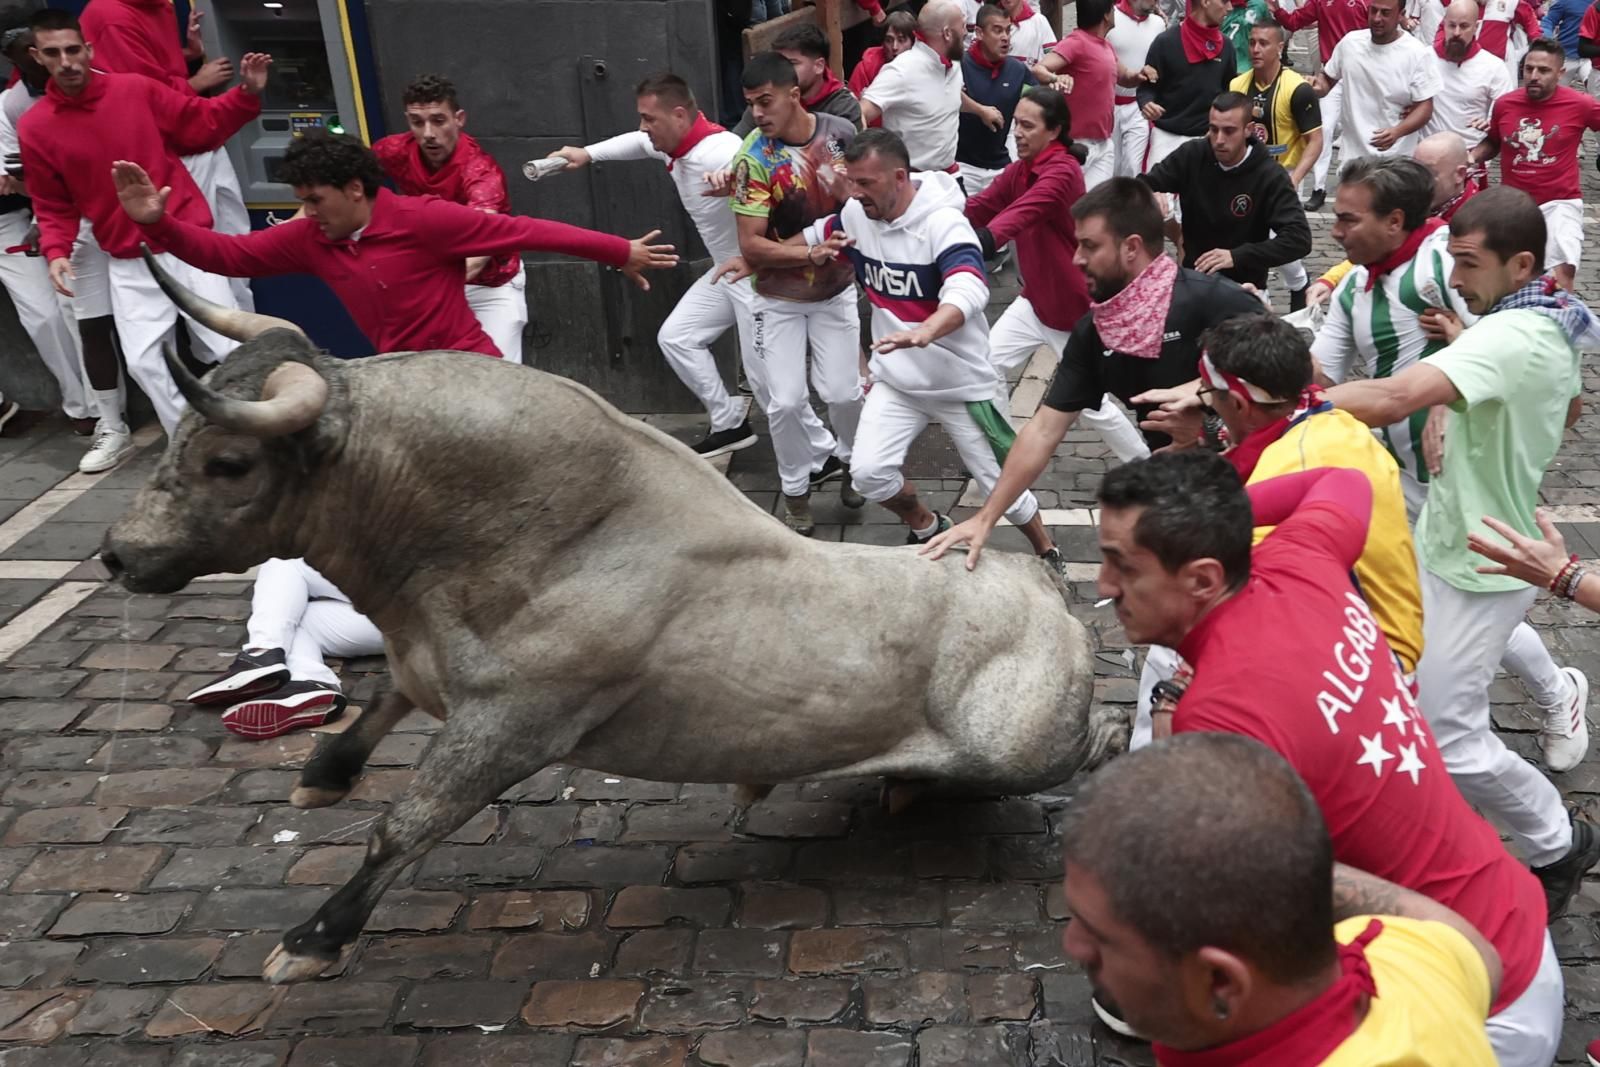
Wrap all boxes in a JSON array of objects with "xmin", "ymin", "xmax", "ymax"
[
  {"xmin": 138, "ymin": 188, "xmax": 630, "ymax": 358},
  {"xmin": 850, "ymin": 45, "xmax": 890, "ymax": 96},
  {"xmin": 19, "ymin": 71, "xmax": 259, "ymax": 262},
  {"xmin": 80, "ymin": 0, "xmax": 194, "ymax": 94},
  {"xmin": 964, "ymin": 142, "xmax": 1091, "ymax": 332},
  {"xmin": 372, "ymin": 132, "xmax": 521, "ymax": 289}
]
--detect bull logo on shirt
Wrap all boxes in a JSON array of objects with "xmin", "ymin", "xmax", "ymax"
[{"xmin": 1511, "ymin": 117, "xmax": 1559, "ymax": 164}]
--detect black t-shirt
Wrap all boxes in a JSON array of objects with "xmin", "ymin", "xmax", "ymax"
[{"xmin": 1042, "ymin": 268, "xmax": 1265, "ymax": 447}]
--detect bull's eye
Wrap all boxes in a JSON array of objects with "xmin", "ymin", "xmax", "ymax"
[{"xmin": 204, "ymin": 455, "xmax": 253, "ymax": 479}]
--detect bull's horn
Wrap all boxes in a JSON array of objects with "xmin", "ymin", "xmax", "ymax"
[
  {"xmin": 162, "ymin": 345, "xmax": 329, "ymax": 437},
  {"xmin": 140, "ymin": 244, "xmax": 304, "ymax": 341}
]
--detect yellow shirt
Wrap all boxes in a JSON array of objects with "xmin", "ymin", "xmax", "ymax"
[
  {"xmin": 1230, "ymin": 66, "xmax": 1318, "ymax": 171},
  {"xmin": 1321, "ymin": 916, "xmax": 1496, "ymax": 1067},
  {"xmin": 1319, "ymin": 258, "xmax": 1355, "ymax": 290},
  {"xmin": 1248, "ymin": 408, "xmax": 1424, "ymax": 672}
]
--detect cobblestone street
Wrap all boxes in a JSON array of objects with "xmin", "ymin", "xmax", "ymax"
[{"xmin": 9, "ymin": 48, "xmax": 1600, "ymax": 1067}]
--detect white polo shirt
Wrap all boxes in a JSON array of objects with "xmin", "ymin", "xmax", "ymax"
[
  {"xmin": 1008, "ymin": 8, "xmax": 1057, "ymax": 64},
  {"xmin": 863, "ymin": 40, "xmax": 964, "ymax": 172},
  {"xmin": 1325, "ymin": 30, "xmax": 1442, "ymax": 159},
  {"xmin": 1107, "ymin": 6, "xmax": 1166, "ymax": 103},
  {"xmin": 1424, "ymin": 48, "xmax": 1514, "ymax": 148}
]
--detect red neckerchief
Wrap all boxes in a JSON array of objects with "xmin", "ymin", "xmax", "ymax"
[
  {"xmin": 802, "ymin": 68, "xmax": 847, "ymax": 110},
  {"xmin": 913, "ymin": 32, "xmax": 955, "ymax": 68},
  {"xmin": 1180, "ymin": 15, "xmax": 1225, "ymax": 63},
  {"xmin": 1013, "ymin": 1, "xmax": 1038, "ymax": 19},
  {"xmin": 1022, "ymin": 139, "xmax": 1067, "ymax": 180},
  {"xmin": 1155, "ymin": 920, "xmax": 1382, "ymax": 1067},
  {"xmin": 667, "ymin": 112, "xmax": 726, "ymax": 171},
  {"xmin": 1434, "ymin": 28, "xmax": 1482, "ymax": 61},
  {"xmin": 1436, "ymin": 175, "xmax": 1480, "ymax": 222},
  {"xmin": 46, "ymin": 69, "xmax": 106, "ymax": 110},
  {"xmin": 967, "ymin": 38, "xmax": 1008, "ymax": 78},
  {"xmin": 1116, "ymin": 0, "xmax": 1150, "ymax": 18},
  {"xmin": 1220, "ymin": 385, "xmax": 1328, "ymax": 479},
  {"xmin": 1364, "ymin": 217, "xmax": 1445, "ymax": 290}
]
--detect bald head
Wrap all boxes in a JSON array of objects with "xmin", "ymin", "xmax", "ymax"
[
  {"xmin": 1441, "ymin": 0, "xmax": 1480, "ymax": 58},
  {"xmin": 919, "ymin": 0, "xmax": 966, "ymax": 59},
  {"xmin": 1414, "ymin": 131, "xmax": 1469, "ymax": 210}
]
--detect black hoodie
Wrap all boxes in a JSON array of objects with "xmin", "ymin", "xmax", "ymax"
[{"xmin": 1140, "ymin": 136, "xmax": 1312, "ymax": 290}]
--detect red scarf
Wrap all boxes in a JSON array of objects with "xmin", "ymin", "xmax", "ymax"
[
  {"xmin": 1437, "ymin": 175, "xmax": 1480, "ymax": 222},
  {"xmin": 1155, "ymin": 920, "xmax": 1382, "ymax": 1067},
  {"xmin": 1221, "ymin": 385, "xmax": 1328, "ymax": 479},
  {"xmin": 1180, "ymin": 15, "xmax": 1225, "ymax": 63},
  {"xmin": 1433, "ymin": 28, "xmax": 1482, "ymax": 62},
  {"xmin": 1022, "ymin": 139, "xmax": 1067, "ymax": 179},
  {"xmin": 1013, "ymin": 0, "xmax": 1038, "ymax": 19},
  {"xmin": 802, "ymin": 68, "xmax": 848, "ymax": 110},
  {"xmin": 967, "ymin": 38, "xmax": 1008, "ymax": 78},
  {"xmin": 1092, "ymin": 253, "xmax": 1179, "ymax": 359},
  {"xmin": 1364, "ymin": 217, "xmax": 1445, "ymax": 290},
  {"xmin": 1115, "ymin": 0, "xmax": 1150, "ymax": 19},
  {"xmin": 667, "ymin": 112, "xmax": 726, "ymax": 171},
  {"xmin": 914, "ymin": 32, "xmax": 955, "ymax": 68}
]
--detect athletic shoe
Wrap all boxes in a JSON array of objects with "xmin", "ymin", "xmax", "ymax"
[
  {"xmin": 783, "ymin": 492, "xmax": 815, "ymax": 537},
  {"xmin": 691, "ymin": 420, "xmax": 758, "ymax": 459},
  {"xmin": 1040, "ymin": 547, "xmax": 1069, "ymax": 577},
  {"xmin": 0, "ymin": 395, "xmax": 18, "ymax": 435},
  {"xmin": 1532, "ymin": 812, "xmax": 1600, "ymax": 920},
  {"xmin": 810, "ymin": 455, "xmax": 847, "ymax": 489},
  {"xmin": 1586, "ymin": 1036, "xmax": 1600, "ymax": 1067},
  {"xmin": 78, "ymin": 422, "xmax": 135, "ymax": 474},
  {"xmin": 839, "ymin": 461, "xmax": 865, "ymax": 509},
  {"xmin": 187, "ymin": 647, "xmax": 291, "ymax": 706},
  {"xmin": 1304, "ymin": 188, "xmax": 1327, "ymax": 212},
  {"xmin": 906, "ymin": 512, "xmax": 952, "ymax": 545},
  {"xmin": 1541, "ymin": 666, "xmax": 1590, "ymax": 773},
  {"xmin": 1091, "ymin": 993, "xmax": 1145, "ymax": 1040},
  {"xmin": 221, "ymin": 680, "xmax": 347, "ymax": 740}
]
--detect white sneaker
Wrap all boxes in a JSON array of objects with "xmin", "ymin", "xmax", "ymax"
[
  {"xmin": 1541, "ymin": 666, "xmax": 1590, "ymax": 773},
  {"xmin": 0, "ymin": 394, "xmax": 18, "ymax": 434},
  {"xmin": 78, "ymin": 422, "xmax": 134, "ymax": 474}
]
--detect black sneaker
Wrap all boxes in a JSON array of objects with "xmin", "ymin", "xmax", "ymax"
[
  {"xmin": 810, "ymin": 455, "xmax": 846, "ymax": 489},
  {"xmin": 839, "ymin": 461, "xmax": 865, "ymax": 509},
  {"xmin": 1304, "ymin": 188, "xmax": 1327, "ymax": 212},
  {"xmin": 691, "ymin": 420, "xmax": 757, "ymax": 459},
  {"xmin": 1533, "ymin": 814, "xmax": 1600, "ymax": 921},
  {"xmin": 220, "ymin": 680, "xmax": 347, "ymax": 740},
  {"xmin": 1040, "ymin": 547, "xmax": 1069, "ymax": 577},
  {"xmin": 907, "ymin": 512, "xmax": 953, "ymax": 545},
  {"xmin": 187, "ymin": 647, "xmax": 291, "ymax": 706}
]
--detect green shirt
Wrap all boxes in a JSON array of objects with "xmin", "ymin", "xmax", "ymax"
[
  {"xmin": 1221, "ymin": 0, "xmax": 1274, "ymax": 77},
  {"xmin": 1415, "ymin": 309, "xmax": 1581, "ymax": 593}
]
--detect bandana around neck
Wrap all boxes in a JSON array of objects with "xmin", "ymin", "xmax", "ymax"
[
  {"xmin": 1434, "ymin": 29, "xmax": 1482, "ymax": 62},
  {"xmin": 1180, "ymin": 14, "xmax": 1224, "ymax": 62},
  {"xmin": 1493, "ymin": 275, "xmax": 1600, "ymax": 349},
  {"xmin": 666, "ymin": 112, "xmax": 725, "ymax": 170},
  {"xmin": 967, "ymin": 38, "xmax": 1007, "ymax": 77},
  {"xmin": 1116, "ymin": 0, "xmax": 1151, "ymax": 17},
  {"xmin": 1092, "ymin": 253, "xmax": 1178, "ymax": 359},
  {"xmin": 1013, "ymin": 1, "xmax": 1038, "ymax": 19},
  {"xmin": 913, "ymin": 32, "xmax": 955, "ymax": 67},
  {"xmin": 1364, "ymin": 217, "xmax": 1444, "ymax": 291}
]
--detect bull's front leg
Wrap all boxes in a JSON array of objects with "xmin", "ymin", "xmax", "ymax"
[{"xmin": 290, "ymin": 690, "xmax": 419, "ymax": 809}]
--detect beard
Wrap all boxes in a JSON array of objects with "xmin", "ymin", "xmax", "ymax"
[
  {"xmin": 1087, "ymin": 266, "xmax": 1131, "ymax": 302},
  {"xmin": 1444, "ymin": 38, "xmax": 1468, "ymax": 60}
]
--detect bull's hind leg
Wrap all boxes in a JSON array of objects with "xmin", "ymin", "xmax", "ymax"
[{"xmin": 290, "ymin": 690, "xmax": 417, "ymax": 809}]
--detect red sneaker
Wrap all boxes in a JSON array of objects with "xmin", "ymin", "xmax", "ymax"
[{"xmin": 221, "ymin": 681, "xmax": 347, "ymax": 740}]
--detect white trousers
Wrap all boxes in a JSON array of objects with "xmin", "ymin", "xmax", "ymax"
[
  {"xmin": 1415, "ymin": 569, "xmax": 1571, "ymax": 866},
  {"xmin": 1487, "ymin": 931, "xmax": 1563, "ymax": 1067},
  {"xmin": 957, "ymin": 161, "xmax": 1004, "ymax": 200},
  {"xmin": 69, "ymin": 218, "xmax": 112, "ymax": 320},
  {"xmin": 466, "ymin": 261, "xmax": 529, "ymax": 364},
  {"xmin": 1278, "ymin": 257, "xmax": 1308, "ymax": 292},
  {"xmin": 746, "ymin": 288, "xmax": 864, "ymax": 496},
  {"xmin": 988, "ymin": 295, "xmax": 1151, "ymax": 464},
  {"xmin": 851, "ymin": 379, "xmax": 1041, "ymax": 526},
  {"xmin": 1113, "ymin": 102, "xmax": 1150, "ymax": 177},
  {"xmin": 657, "ymin": 267, "xmax": 753, "ymax": 432},
  {"xmin": 1078, "ymin": 136, "xmax": 1114, "ymax": 190},
  {"xmin": 247, "ymin": 558, "xmax": 384, "ymax": 689},
  {"xmin": 0, "ymin": 209, "xmax": 90, "ymax": 419},
  {"xmin": 1312, "ymin": 80, "xmax": 1344, "ymax": 193},
  {"xmin": 106, "ymin": 253, "xmax": 239, "ymax": 433},
  {"xmin": 182, "ymin": 148, "xmax": 254, "ymax": 313},
  {"xmin": 1539, "ymin": 198, "xmax": 1584, "ymax": 272}
]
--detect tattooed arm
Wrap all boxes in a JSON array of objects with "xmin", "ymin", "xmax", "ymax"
[{"xmin": 1332, "ymin": 863, "xmax": 1502, "ymax": 1004}]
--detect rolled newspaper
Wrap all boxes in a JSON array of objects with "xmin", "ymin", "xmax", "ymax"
[{"xmin": 522, "ymin": 157, "xmax": 569, "ymax": 182}]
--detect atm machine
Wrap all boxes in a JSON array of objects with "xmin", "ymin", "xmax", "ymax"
[{"xmin": 191, "ymin": 0, "xmax": 386, "ymax": 356}]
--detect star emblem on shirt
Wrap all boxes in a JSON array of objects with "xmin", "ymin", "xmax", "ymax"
[
  {"xmin": 1380, "ymin": 694, "xmax": 1411, "ymax": 736},
  {"xmin": 1356, "ymin": 732, "xmax": 1394, "ymax": 778},
  {"xmin": 1395, "ymin": 741, "xmax": 1427, "ymax": 785}
]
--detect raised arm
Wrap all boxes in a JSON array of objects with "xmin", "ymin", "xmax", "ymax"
[
  {"xmin": 146, "ymin": 56, "xmax": 269, "ymax": 156},
  {"xmin": 1245, "ymin": 465, "xmax": 1373, "ymax": 530}
]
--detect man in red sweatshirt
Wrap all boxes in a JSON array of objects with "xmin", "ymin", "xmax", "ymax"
[
  {"xmin": 111, "ymin": 131, "xmax": 677, "ymax": 358},
  {"xmin": 372, "ymin": 73, "xmax": 528, "ymax": 363},
  {"xmin": 80, "ymin": 0, "xmax": 255, "ymax": 310},
  {"xmin": 18, "ymin": 7, "xmax": 264, "ymax": 433}
]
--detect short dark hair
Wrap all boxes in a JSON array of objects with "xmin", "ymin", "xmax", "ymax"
[
  {"xmin": 402, "ymin": 73, "xmax": 458, "ymax": 111},
  {"xmin": 843, "ymin": 126, "xmax": 911, "ymax": 170},
  {"xmin": 1061, "ymin": 733, "xmax": 1337, "ymax": 985},
  {"xmin": 1449, "ymin": 184, "xmax": 1547, "ymax": 273},
  {"xmin": 1096, "ymin": 450, "xmax": 1253, "ymax": 591},
  {"xmin": 1211, "ymin": 90, "xmax": 1252, "ymax": 117},
  {"xmin": 1071, "ymin": 177, "xmax": 1164, "ymax": 252},
  {"xmin": 27, "ymin": 7, "xmax": 78, "ymax": 36},
  {"xmin": 1526, "ymin": 34, "xmax": 1566, "ymax": 63},
  {"xmin": 1337, "ymin": 155, "xmax": 1434, "ymax": 231},
  {"xmin": 1250, "ymin": 16, "xmax": 1287, "ymax": 40},
  {"xmin": 278, "ymin": 130, "xmax": 385, "ymax": 197},
  {"xmin": 975, "ymin": 1, "xmax": 1008, "ymax": 27},
  {"xmin": 773, "ymin": 21, "xmax": 829, "ymax": 59},
  {"xmin": 1201, "ymin": 313, "xmax": 1314, "ymax": 409},
  {"xmin": 1078, "ymin": 0, "xmax": 1115, "ymax": 26},
  {"xmin": 635, "ymin": 71, "xmax": 696, "ymax": 111},
  {"xmin": 742, "ymin": 50, "xmax": 800, "ymax": 92},
  {"xmin": 885, "ymin": 8, "xmax": 917, "ymax": 36}
]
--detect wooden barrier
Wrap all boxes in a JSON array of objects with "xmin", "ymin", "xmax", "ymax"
[{"xmin": 741, "ymin": 0, "xmax": 870, "ymax": 78}]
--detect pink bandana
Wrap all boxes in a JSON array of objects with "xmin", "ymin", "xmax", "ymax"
[{"xmin": 1091, "ymin": 254, "xmax": 1178, "ymax": 359}]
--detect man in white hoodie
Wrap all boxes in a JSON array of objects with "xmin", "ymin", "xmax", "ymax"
[
  {"xmin": 802, "ymin": 128, "xmax": 1067, "ymax": 569},
  {"xmin": 550, "ymin": 73, "xmax": 757, "ymax": 459}
]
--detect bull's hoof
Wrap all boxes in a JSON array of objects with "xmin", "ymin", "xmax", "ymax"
[
  {"xmin": 289, "ymin": 784, "xmax": 349, "ymax": 809},
  {"xmin": 262, "ymin": 942, "xmax": 337, "ymax": 984}
]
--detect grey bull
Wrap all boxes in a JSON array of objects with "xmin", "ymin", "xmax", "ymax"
[{"xmin": 100, "ymin": 252, "xmax": 1125, "ymax": 984}]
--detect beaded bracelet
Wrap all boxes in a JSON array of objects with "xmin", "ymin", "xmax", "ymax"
[
  {"xmin": 1558, "ymin": 566, "xmax": 1588, "ymax": 601},
  {"xmin": 1550, "ymin": 555, "xmax": 1581, "ymax": 594}
]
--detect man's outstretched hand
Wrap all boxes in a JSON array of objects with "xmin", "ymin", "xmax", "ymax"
[
  {"xmin": 623, "ymin": 229, "xmax": 678, "ymax": 290},
  {"xmin": 111, "ymin": 160, "xmax": 169, "ymax": 225},
  {"xmin": 919, "ymin": 515, "xmax": 995, "ymax": 570},
  {"xmin": 238, "ymin": 52, "xmax": 272, "ymax": 95}
]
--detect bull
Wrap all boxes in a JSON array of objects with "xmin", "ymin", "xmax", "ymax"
[{"xmin": 100, "ymin": 251, "xmax": 1125, "ymax": 984}]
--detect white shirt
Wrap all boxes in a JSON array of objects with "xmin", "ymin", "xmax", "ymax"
[
  {"xmin": 1008, "ymin": 9, "xmax": 1056, "ymax": 65},
  {"xmin": 1325, "ymin": 31, "xmax": 1442, "ymax": 160},
  {"xmin": 0, "ymin": 80, "xmax": 41, "ymax": 163},
  {"xmin": 1107, "ymin": 6, "xmax": 1166, "ymax": 99},
  {"xmin": 584, "ymin": 127, "xmax": 744, "ymax": 264},
  {"xmin": 864, "ymin": 41, "xmax": 964, "ymax": 172},
  {"xmin": 1425, "ymin": 49, "xmax": 1514, "ymax": 147}
]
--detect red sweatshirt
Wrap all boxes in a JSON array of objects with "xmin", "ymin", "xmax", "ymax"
[
  {"xmin": 964, "ymin": 143, "xmax": 1090, "ymax": 332},
  {"xmin": 139, "ymin": 188, "xmax": 631, "ymax": 357},
  {"xmin": 372, "ymin": 132, "xmax": 520, "ymax": 288},
  {"xmin": 1270, "ymin": 0, "xmax": 1370, "ymax": 63},
  {"xmin": 19, "ymin": 71, "xmax": 260, "ymax": 262},
  {"xmin": 80, "ymin": 0, "xmax": 194, "ymax": 94}
]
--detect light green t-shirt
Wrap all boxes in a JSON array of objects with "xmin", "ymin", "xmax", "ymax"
[{"xmin": 1415, "ymin": 310, "xmax": 1581, "ymax": 593}]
